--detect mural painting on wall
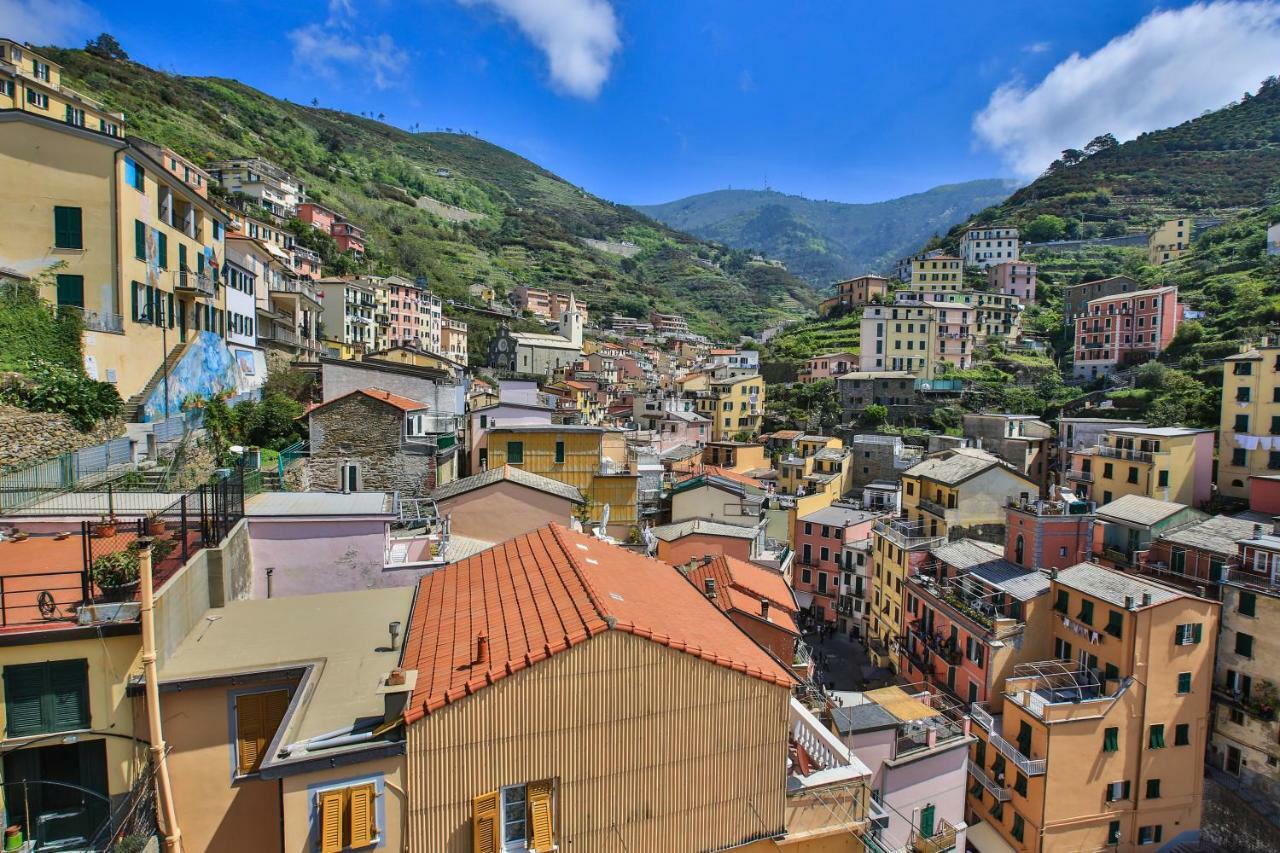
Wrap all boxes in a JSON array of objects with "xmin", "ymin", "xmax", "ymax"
[{"xmin": 142, "ymin": 332, "xmax": 262, "ymax": 422}]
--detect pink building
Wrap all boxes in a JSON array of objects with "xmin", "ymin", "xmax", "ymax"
[
  {"xmin": 799, "ymin": 351, "xmax": 858, "ymax": 384},
  {"xmin": 1004, "ymin": 495, "xmax": 1099, "ymax": 571},
  {"xmin": 384, "ymin": 276, "xmax": 425, "ymax": 349},
  {"xmin": 332, "ymin": 220, "xmax": 365, "ymax": 257},
  {"xmin": 297, "ymin": 202, "xmax": 337, "ymax": 233},
  {"xmin": 1073, "ymin": 285, "xmax": 1180, "ymax": 380},
  {"xmin": 987, "ymin": 260, "xmax": 1037, "ymax": 303},
  {"xmin": 793, "ymin": 505, "xmax": 879, "ymax": 624}
]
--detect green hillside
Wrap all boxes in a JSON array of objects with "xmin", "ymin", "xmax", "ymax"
[
  {"xmin": 46, "ymin": 45, "xmax": 819, "ymax": 343},
  {"xmin": 635, "ymin": 180, "xmax": 1017, "ymax": 285},
  {"xmin": 935, "ymin": 76, "xmax": 1280, "ymax": 246}
]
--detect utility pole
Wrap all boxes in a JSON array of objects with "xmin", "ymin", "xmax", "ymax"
[{"xmin": 138, "ymin": 541, "xmax": 183, "ymax": 851}]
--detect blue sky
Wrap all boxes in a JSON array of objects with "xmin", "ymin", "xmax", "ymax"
[{"xmin": 17, "ymin": 0, "xmax": 1280, "ymax": 205}]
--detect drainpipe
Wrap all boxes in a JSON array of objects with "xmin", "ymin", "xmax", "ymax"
[{"xmin": 138, "ymin": 541, "xmax": 183, "ymax": 852}]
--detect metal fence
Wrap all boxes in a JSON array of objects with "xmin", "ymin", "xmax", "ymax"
[{"xmin": 0, "ymin": 437, "xmax": 134, "ymax": 512}]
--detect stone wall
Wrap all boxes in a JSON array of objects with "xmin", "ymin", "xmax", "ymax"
[
  {"xmin": 0, "ymin": 404, "xmax": 125, "ymax": 470},
  {"xmin": 307, "ymin": 393, "xmax": 436, "ymax": 496}
]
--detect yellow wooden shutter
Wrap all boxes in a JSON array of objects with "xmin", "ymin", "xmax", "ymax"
[
  {"xmin": 472, "ymin": 790, "xmax": 500, "ymax": 853},
  {"xmin": 527, "ymin": 780, "xmax": 554, "ymax": 851},
  {"xmin": 235, "ymin": 693, "xmax": 264, "ymax": 775},
  {"xmin": 264, "ymin": 689, "xmax": 290, "ymax": 733},
  {"xmin": 349, "ymin": 784, "xmax": 377, "ymax": 846},
  {"xmin": 318, "ymin": 790, "xmax": 345, "ymax": 853}
]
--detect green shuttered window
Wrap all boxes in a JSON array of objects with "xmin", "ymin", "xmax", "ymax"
[
  {"xmin": 3, "ymin": 659, "xmax": 90, "ymax": 737},
  {"xmin": 53, "ymin": 206, "xmax": 83, "ymax": 249}
]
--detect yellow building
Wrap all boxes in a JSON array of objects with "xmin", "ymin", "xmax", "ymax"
[
  {"xmin": 0, "ymin": 111, "xmax": 229, "ymax": 401},
  {"xmin": 1148, "ymin": 217, "xmax": 1194, "ymax": 265},
  {"xmin": 1217, "ymin": 340, "xmax": 1280, "ymax": 500},
  {"xmin": 867, "ymin": 517, "xmax": 945, "ymax": 670},
  {"xmin": 859, "ymin": 299, "xmax": 978, "ymax": 377},
  {"xmin": 545, "ymin": 379, "xmax": 601, "ymax": 425},
  {"xmin": 901, "ymin": 447, "xmax": 1038, "ymax": 540},
  {"xmin": 775, "ymin": 435, "xmax": 851, "ymax": 498},
  {"xmin": 0, "ymin": 39, "xmax": 124, "ymax": 137},
  {"xmin": 910, "ymin": 255, "xmax": 964, "ymax": 292},
  {"xmin": 967, "ymin": 563, "xmax": 1217, "ymax": 852},
  {"xmin": 485, "ymin": 425, "xmax": 638, "ymax": 537},
  {"xmin": 1066, "ymin": 426, "xmax": 1214, "ymax": 508},
  {"xmin": 694, "ymin": 373, "xmax": 766, "ymax": 441}
]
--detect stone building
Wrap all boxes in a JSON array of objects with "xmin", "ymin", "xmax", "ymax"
[{"xmin": 305, "ymin": 387, "xmax": 459, "ymax": 495}]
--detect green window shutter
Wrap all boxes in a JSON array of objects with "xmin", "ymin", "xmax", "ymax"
[
  {"xmin": 1175, "ymin": 723, "xmax": 1190, "ymax": 746},
  {"xmin": 179, "ymin": 243, "xmax": 188, "ymax": 272},
  {"xmin": 55, "ymin": 274, "xmax": 84, "ymax": 308},
  {"xmin": 1014, "ymin": 772, "xmax": 1027, "ymax": 797},
  {"xmin": 1239, "ymin": 592, "xmax": 1257, "ymax": 617},
  {"xmin": 1103, "ymin": 727, "xmax": 1118, "ymax": 752},
  {"xmin": 1149, "ymin": 724, "xmax": 1165, "ymax": 749},
  {"xmin": 168, "ymin": 292, "xmax": 175, "ymax": 329},
  {"xmin": 1079, "ymin": 599, "xmax": 1094, "ymax": 625},
  {"xmin": 54, "ymin": 206, "xmax": 83, "ymax": 249},
  {"xmin": 46, "ymin": 659, "xmax": 89, "ymax": 731},
  {"xmin": 1193, "ymin": 623, "xmax": 1203, "ymax": 643},
  {"xmin": 130, "ymin": 281, "xmax": 139, "ymax": 320},
  {"xmin": 1177, "ymin": 672, "xmax": 1192, "ymax": 694},
  {"xmin": 135, "ymin": 220, "xmax": 146, "ymax": 260},
  {"xmin": 507, "ymin": 441, "xmax": 523, "ymax": 464},
  {"xmin": 1054, "ymin": 590, "xmax": 1068, "ymax": 613},
  {"xmin": 555, "ymin": 440, "xmax": 565, "ymax": 464},
  {"xmin": 3, "ymin": 664, "xmax": 47, "ymax": 737},
  {"xmin": 197, "ymin": 251, "xmax": 205, "ymax": 274},
  {"xmin": 158, "ymin": 233, "xmax": 168, "ymax": 269},
  {"xmin": 1146, "ymin": 778, "xmax": 1161, "ymax": 800}
]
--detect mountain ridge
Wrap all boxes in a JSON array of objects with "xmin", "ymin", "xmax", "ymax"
[
  {"xmin": 45, "ymin": 45, "xmax": 821, "ymax": 345},
  {"xmin": 635, "ymin": 179, "xmax": 1018, "ymax": 286}
]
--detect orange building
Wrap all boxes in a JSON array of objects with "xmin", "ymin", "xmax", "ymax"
[
  {"xmin": 966, "ymin": 563, "xmax": 1218, "ymax": 851},
  {"xmin": 683, "ymin": 554, "xmax": 801, "ymax": 663}
]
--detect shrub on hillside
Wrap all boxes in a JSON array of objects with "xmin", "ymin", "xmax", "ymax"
[{"xmin": 0, "ymin": 360, "xmax": 123, "ymax": 430}]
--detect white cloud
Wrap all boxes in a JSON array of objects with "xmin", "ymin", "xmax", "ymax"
[
  {"xmin": 460, "ymin": 0, "xmax": 620, "ymax": 99},
  {"xmin": 974, "ymin": 1, "xmax": 1280, "ymax": 177},
  {"xmin": 1022, "ymin": 41, "xmax": 1051, "ymax": 54},
  {"xmin": 0, "ymin": 0, "xmax": 99, "ymax": 45},
  {"xmin": 288, "ymin": 1, "xmax": 408, "ymax": 90}
]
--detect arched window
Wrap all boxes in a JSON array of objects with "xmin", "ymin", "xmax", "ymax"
[{"xmin": 1015, "ymin": 534, "xmax": 1025, "ymax": 565}]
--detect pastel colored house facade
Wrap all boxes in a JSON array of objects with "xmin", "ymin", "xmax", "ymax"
[
  {"xmin": 1072, "ymin": 286, "xmax": 1181, "ymax": 379},
  {"xmin": 960, "ymin": 226, "xmax": 1019, "ymax": 269},
  {"xmin": 987, "ymin": 260, "xmax": 1037, "ymax": 303},
  {"xmin": 793, "ymin": 505, "xmax": 879, "ymax": 625}
]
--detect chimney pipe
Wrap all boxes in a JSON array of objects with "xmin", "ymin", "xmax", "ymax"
[
  {"xmin": 1196, "ymin": 585, "xmax": 1206, "ymax": 598},
  {"xmin": 388, "ymin": 621, "xmax": 401, "ymax": 650},
  {"xmin": 1124, "ymin": 595, "xmax": 1134, "ymax": 610},
  {"xmin": 1141, "ymin": 592, "xmax": 1152, "ymax": 607},
  {"xmin": 760, "ymin": 598, "xmax": 770, "ymax": 620},
  {"xmin": 474, "ymin": 633, "xmax": 489, "ymax": 666},
  {"xmin": 703, "ymin": 553, "xmax": 714, "ymax": 565},
  {"xmin": 266, "ymin": 567, "xmax": 274, "ymax": 599},
  {"xmin": 704, "ymin": 578, "xmax": 717, "ymax": 598}
]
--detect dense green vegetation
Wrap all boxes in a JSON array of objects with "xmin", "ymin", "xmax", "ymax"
[
  {"xmin": 0, "ymin": 281, "xmax": 84, "ymax": 373},
  {"xmin": 48, "ymin": 44, "xmax": 818, "ymax": 343},
  {"xmin": 637, "ymin": 180, "xmax": 1016, "ymax": 285},
  {"xmin": 936, "ymin": 77, "xmax": 1280, "ymax": 245}
]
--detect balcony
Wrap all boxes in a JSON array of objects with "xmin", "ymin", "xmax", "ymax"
[
  {"xmin": 911, "ymin": 818, "xmax": 958, "ymax": 853},
  {"xmin": 59, "ymin": 305, "xmax": 123, "ymax": 334},
  {"xmin": 969, "ymin": 704, "xmax": 1047, "ymax": 775},
  {"xmin": 967, "ymin": 759, "xmax": 1011, "ymax": 802},
  {"xmin": 259, "ymin": 324, "xmax": 298, "ymax": 347},
  {"xmin": 1004, "ymin": 661, "xmax": 1127, "ymax": 724},
  {"xmin": 918, "ymin": 497, "xmax": 952, "ymax": 518},
  {"xmin": 874, "ymin": 518, "xmax": 944, "ymax": 551},
  {"xmin": 1097, "ymin": 445, "xmax": 1161, "ymax": 463},
  {"xmin": 1007, "ymin": 496, "xmax": 1091, "ymax": 516},
  {"xmin": 1065, "ymin": 468, "xmax": 1093, "ymax": 482},
  {"xmin": 173, "ymin": 270, "xmax": 214, "ymax": 297}
]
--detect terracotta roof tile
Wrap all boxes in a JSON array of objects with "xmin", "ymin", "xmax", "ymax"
[
  {"xmin": 401, "ymin": 525, "xmax": 796, "ymax": 721},
  {"xmin": 309, "ymin": 387, "xmax": 428, "ymax": 414},
  {"xmin": 684, "ymin": 556, "xmax": 800, "ymax": 635}
]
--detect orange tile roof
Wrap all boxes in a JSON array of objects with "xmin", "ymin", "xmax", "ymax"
[
  {"xmin": 684, "ymin": 556, "xmax": 799, "ymax": 635},
  {"xmin": 310, "ymin": 387, "xmax": 428, "ymax": 414},
  {"xmin": 703, "ymin": 466, "xmax": 766, "ymax": 489},
  {"xmin": 401, "ymin": 525, "xmax": 796, "ymax": 721}
]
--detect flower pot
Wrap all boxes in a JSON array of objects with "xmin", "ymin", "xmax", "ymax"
[
  {"xmin": 147, "ymin": 518, "xmax": 167, "ymax": 536},
  {"xmin": 5, "ymin": 825, "xmax": 24, "ymax": 852},
  {"xmin": 97, "ymin": 580, "xmax": 140, "ymax": 602},
  {"xmin": 93, "ymin": 521, "xmax": 117, "ymax": 538},
  {"xmin": 9, "ymin": 531, "xmax": 28, "ymax": 542}
]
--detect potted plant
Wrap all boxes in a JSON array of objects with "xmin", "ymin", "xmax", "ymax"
[
  {"xmin": 148, "ymin": 536, "xmax": 178, "ymax": 565},
  {"xmin": 93, "ymin": 515, "xmax": 118, "ymax": 538},
  {"xmin": 90, "ymin": 549, "xmax": 140, "ymax": 600},
  {"xmin": 8, "ymin": 529, "xmax": 29, "ymax": 542},
  {"xmin": 146, "ymin": 514, "xmax": 167, "ymax": 536}
]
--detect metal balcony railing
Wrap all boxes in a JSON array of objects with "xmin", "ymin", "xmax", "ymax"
[
  {"xmin": 1066, "ymin": 468, "xmax": 1093, "ymax": 482},
  {"xmin": 1097, "ymin": 445, "xmax": 1159, "ymax": 463},
  {"xmin": 967, "ymin": 759, "xmax": 1011, "ymax": 802},
  {"xmin": 969, "ymin": 704, "xmax": 1046, "ymax": 775},
  {"xmin": 173, "ymin": 270, "xmax": 214, "ymax": 297},
  {"xmin": 918, "ymin": 497, "xmax": 951, "ymax": 518}
]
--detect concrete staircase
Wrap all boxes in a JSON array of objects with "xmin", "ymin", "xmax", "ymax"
[{"xmin": 124, "ymin": 340, "xmax": 192, "ymax": 422}]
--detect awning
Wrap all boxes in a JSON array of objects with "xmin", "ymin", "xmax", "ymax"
[
  {"xmin": 793, "ymin": 590, "xmax": 815, "ymax": 608},
  {"xmin": 966, "ymin": 820, "xmax": 1017, "ymax": 853}
]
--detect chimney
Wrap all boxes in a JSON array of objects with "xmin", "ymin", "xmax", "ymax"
[
  {"xmin": 704, "ymin": 578, "xmax": 717, "ymax": 598},
  {"xmin": 378, "ymin": 668, "xmax": 418, "ymax": 724},
  {"xmin": 760, "ymin": 598, "xmax": 770, "ymax": 620},
  {"xmin": 1124, "ymin": 594, "xmax": 1134, "ymax": 610},
  {"xmin": 1141, "ymin": 592, "xmax": 1153, "ymax": 607},
  {"xmin": 388, "ymin": 621, "xmax": 401, "ymax": 650},
  {"xmin": 1273, "ymin": 516, "xmax": 1280, "ymax": 536},
  {"xmin": 1254, "ymin": 524, "xmax": 1264, "ymax": 540},
  {"xmin": 703, "ymin": 554, "xmax": 715, "ymax": 565},
  {"xmin": 474, "ymin": 633, "xmax": 489, "ymax": 666}
]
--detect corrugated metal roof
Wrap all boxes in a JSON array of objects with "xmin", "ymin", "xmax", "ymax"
[
  {"xmin": 932, "ymin": 539, "xmax": 1004, "ymax": 570},
  {"xmin": 1160, "ymin": 514, "xmax": 1258, "ymax": 556}
]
